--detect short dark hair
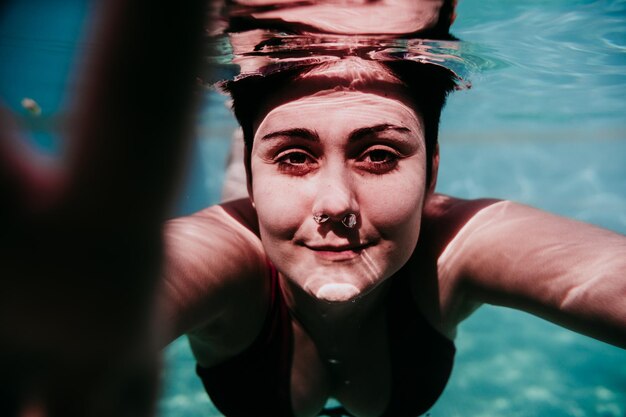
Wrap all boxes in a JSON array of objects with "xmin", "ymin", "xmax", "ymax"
[{"xmin": 221, "ymin": 60, "xmax": 457, "ymax": 185}]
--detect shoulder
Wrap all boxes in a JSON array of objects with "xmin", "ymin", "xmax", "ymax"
[
  {"xmin": 161, "ymin": 198, "xmax": 269, "ymax": 352},
  {"xmin": 419, "ymin": 193, "xmax": 501, "ymax": 258},
  {"xmin": 410, "ymin": 194, "xmax": 501, "ymax": 336},
  {"xmin": 165, "ymin": 198, "xmax": 263, "ymax": 272},
  {"xmin": 167, "ymin": 197, "xmax": 260, "ymax": 239}
]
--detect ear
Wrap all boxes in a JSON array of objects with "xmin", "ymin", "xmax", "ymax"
[
  {"xmin": 427, "ymin": 143, "xmax": 440, "ymax": 195},
  {"xmin": 244, "ymin": 145, "xmax": 255, "ymax": 207}
]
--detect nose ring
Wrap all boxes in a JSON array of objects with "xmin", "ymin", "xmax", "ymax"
[
  {"xmin": 342, "ymin": 213, "xmax": 357, "ymax": 228},
  {"xmin": 313, "ymin": 213, "xmax": 330, "ymax": 224},
  {"xmin": 313, "ymin": 213, "xmax": 357, "ymax": 228}
]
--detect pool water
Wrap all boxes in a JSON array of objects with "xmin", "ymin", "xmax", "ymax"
[{"xmin": 1, "ymin": 0, "xmax": 625, "ymax": 416}]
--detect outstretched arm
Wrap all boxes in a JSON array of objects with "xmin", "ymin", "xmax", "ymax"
[
  {"xmin": 0, "ymin": 0, "xmax": 207, "ymax": 415},
  {"xmin": 439, "ymin": 199, "xmax": 626, "ymax": 348},
  {"xmin": 158, "ymin": 199, "xmax": 270, "ymax": 368},
  {"xmin": 159, "ymin": 200, "xmax": 267, "ymax": 339}
]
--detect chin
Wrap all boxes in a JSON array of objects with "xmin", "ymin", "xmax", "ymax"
[{"xmin": 314, "ymin": 283, "xmax": 361, "ymax": 302}]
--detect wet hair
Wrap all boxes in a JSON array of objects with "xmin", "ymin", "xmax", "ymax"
[{"xmin": 221, "ymin": 60, "xmax": 457, "ymax": 185}]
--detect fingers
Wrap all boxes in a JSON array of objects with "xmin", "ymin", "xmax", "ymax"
[
  {"xmin": 0, "ymin": 105, "xmax": 63, "ymax": 227},
  {"xmin": 1, "ymin": 3, "xmax": 213, "ymax": 415},
  {"xmin": 65, "ymin": 0, "xmax": 209, "ymax": 230}
]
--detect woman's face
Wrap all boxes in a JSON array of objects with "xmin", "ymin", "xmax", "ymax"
[{"xmin": 250, "ymin": 89, "xmax": 428, "ymax": 302}]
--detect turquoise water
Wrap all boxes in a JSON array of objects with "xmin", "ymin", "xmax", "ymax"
[{"xmin": 1, "ymin": 0, "xmax": 625, "ymax": 416}]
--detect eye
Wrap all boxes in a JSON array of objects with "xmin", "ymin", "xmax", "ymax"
[
  {"xmin": 275, "ymin": 150, "xmax": 317, "ymax": 175},
  {"xmin": 281, "ymin": 152, "xmax": 308, "ymax": 164},
  {"xmin": 356, "ymin": 148, "xmax": 400, "ymax": 174},
  {"xmin": 367, "ymin": 149, "xmax": 394, "ymax": 163}
]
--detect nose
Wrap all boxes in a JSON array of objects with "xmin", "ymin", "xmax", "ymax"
[{"xmin": 311, "ymin": 168, "xmax": 359, "ymax": 225}]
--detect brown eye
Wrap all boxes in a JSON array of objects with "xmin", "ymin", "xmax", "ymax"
[
  {"xmin": 284, "ymin": 152, "xmax": 308, "ymax": 164},
  {"xmin": 367, "ymin": 149, "xmax": 393, "ymax": 163},
  {"xmin": 356, "ymin": 148, "xmax": 400, "ymax": 174},
  {"xmin": 275, "ymin": 150, "xmax": 317, "ymax": 175}
]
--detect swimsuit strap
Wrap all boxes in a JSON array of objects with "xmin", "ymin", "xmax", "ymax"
[{"xmin": 195, "ymin": 261, "xmax": 294, "ymax": 417}]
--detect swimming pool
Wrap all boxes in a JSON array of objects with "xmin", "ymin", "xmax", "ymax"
[{"xmin": 1, "ymin": 0, "xmax": 625, "ymax": 416}]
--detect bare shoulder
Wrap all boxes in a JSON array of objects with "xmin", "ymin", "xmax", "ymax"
[
  {"xmin": 161, "ymin": 198, "xmax": 269, "ymax": 361},
  {"xmin": 164, "ymin": 198, "xmax": 265, "ymax": 294},
  {"xmin": 420, "ymin": 193, "xmax": 501, "ymax": 258},
  {"xmin": 411, "ymin": 194, "xmax": 500, "ymax": 336}
]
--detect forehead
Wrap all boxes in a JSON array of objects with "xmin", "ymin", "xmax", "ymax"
[
  {"xmin": 256, "ymin": 89, "xmax": 423, "ymax": 138},
  {"xmin": 252, "ymin": 59, "xmax": 421, "ymax": 131}
]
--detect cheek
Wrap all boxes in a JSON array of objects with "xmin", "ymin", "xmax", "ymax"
[
  {"xmin": 360, "ymin": 165, "xmax": 426, "ymax": 245},
  {"xmin": 368, "ymin": 155, "xmax": 426, "ymax": 213},
  {"xmin": 251, "ymin": 171, "xmax": 311, "ymax": 240},
  {"xmin": 368, "ymin": 187, "xmax": 423, "ymax": 226},
  {"xmin": 365, "ymin": 186, "xmax": 423, "ymax": 243}
]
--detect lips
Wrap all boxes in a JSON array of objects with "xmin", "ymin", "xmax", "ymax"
[{"xmin": 304, "ymin": 242, "xmax": 373, "ymax": 260}]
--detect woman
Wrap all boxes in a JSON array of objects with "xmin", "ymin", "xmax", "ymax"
[{"xmin": 160, "ymin": 57, "xmax": 626, "ymax": 417}]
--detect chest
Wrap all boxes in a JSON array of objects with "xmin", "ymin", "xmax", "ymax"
[
  {"xmin": 194, "ymin": 270, "xmax": 456, "ymax": 417},
  {"xmin": 289, "ymin": 313, "xmax": 392, "ymax": 417},
  {"xmin": 288, "ymin": 293, "xmax": 455, "ymax": 417}
]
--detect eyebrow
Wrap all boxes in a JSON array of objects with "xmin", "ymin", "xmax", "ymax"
[
  {"xmin": 347, "ymin": 124, "xmax": 412, "ymax": 144},
  {"xmin": 259, "ymin": 124, "xmax": 412, "ymax": 143},
  {"xmin": 260, "ymin": 128, "xmax": 319, "ymax": 142}
]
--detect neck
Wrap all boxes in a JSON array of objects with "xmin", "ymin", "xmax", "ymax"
[{"xmin": 279, "ymin": 273, "xmax": 390, "ymax": 355}]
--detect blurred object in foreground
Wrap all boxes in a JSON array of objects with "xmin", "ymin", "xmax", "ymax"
[{"xmin": 0, "ymin": 0, "xmax": 208, "ymax": 416}]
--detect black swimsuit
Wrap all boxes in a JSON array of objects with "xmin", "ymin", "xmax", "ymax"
[{"xmin": 196, "ymin": 262, "xmax": 455, "ymax": 417}]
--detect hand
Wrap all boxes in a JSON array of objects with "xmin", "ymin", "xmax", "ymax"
[{"xmin": 0, "ymin": 1, "xmax": 207, "ymax": 416}]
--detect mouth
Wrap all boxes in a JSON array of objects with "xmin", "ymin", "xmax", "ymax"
[{"xmin": 305, "ymin": 242, "xmax": 374, "ymax": 261}]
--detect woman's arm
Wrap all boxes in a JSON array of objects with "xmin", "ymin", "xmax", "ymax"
[
  {"xmin": 159, "ymin": 200, "xmax": 269, "ymax": 361},
  {"xmin": 0, "ymin": 0, "xmax": 207, "ymax": 415},
  {"xmin": 439, "ymin": 199, "xmax": 626, "ymax": 348}
]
